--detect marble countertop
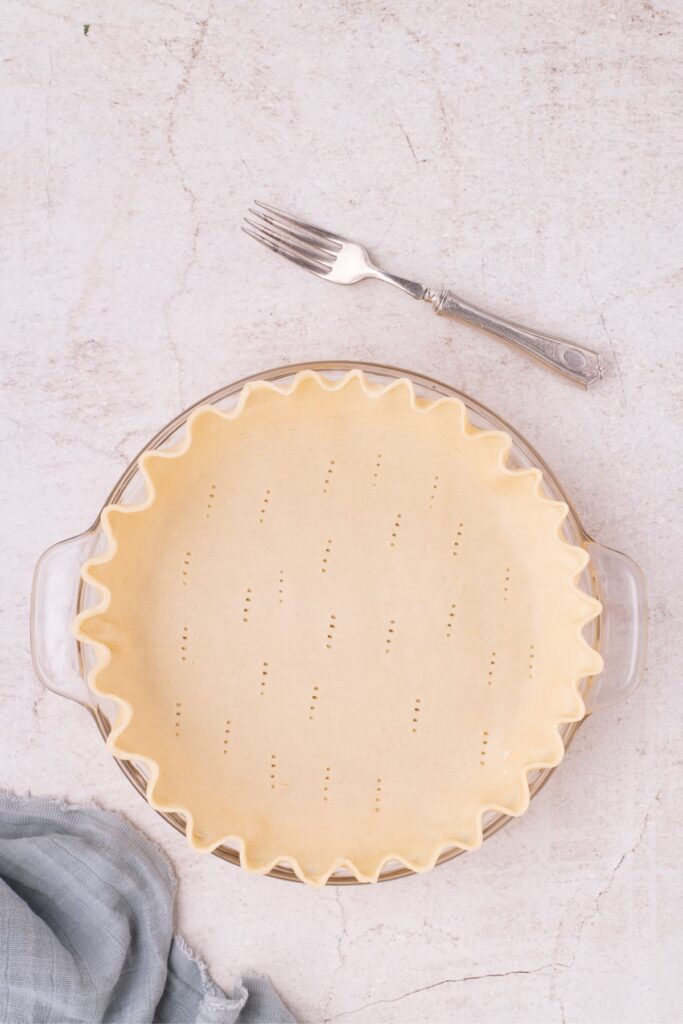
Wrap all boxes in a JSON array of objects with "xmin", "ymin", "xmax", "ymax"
[{"xmin": 2, "ymin": 2, "xmax": 681, "ymax": 1021}]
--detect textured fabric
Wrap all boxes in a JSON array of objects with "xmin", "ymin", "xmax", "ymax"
[{"xmin": 0, "ymin": 795, "xmax": 295, "ymax": 1024}]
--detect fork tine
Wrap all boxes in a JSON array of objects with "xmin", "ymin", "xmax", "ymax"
[
  {"xmin": 254, "ymin": 200, "xmax": 344, "ymax": 247},
  {"xmin": 242, "ymin": 226, "xmax": 330, "ymax": 278},
  {"xmin": 248, "ymin": 208, "xmax": 339, "ymax": 257},
  {"xmin": 244, "ymin": 216, "xmax": 334, "ymax": 268}
]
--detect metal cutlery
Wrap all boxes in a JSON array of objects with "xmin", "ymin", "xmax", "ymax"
[{"xmin": 243, "ymin": 201, "xmax": 603, "ymax": 388}]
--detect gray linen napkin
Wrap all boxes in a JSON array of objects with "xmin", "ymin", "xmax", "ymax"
[{"xmin": 0, "ymin": 795, "xmax": 295, "ymax": 1024}]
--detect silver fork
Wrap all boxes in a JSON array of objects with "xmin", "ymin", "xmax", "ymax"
[{"xmin": 243, "ymin": 201, "xmax": 603, "ymax": 388}]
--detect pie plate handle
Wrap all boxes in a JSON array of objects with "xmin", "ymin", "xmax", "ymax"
[
  {"xmin": 584, "ymin": 541, "xmax": 648, "ymax": 713},
  {"xmin": 30, "ymin": 530, "xmax": 96, "ymax": 708}
]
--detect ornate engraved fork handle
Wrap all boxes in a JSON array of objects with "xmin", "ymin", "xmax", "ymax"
[{"xmin": 428, "ymin": 289, "xmax": 603, "ymax": 388}]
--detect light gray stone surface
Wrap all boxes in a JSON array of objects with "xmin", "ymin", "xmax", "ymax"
[{"xmin": 2, "ymin": 2, "xmax": 681, "ymax": 1022}]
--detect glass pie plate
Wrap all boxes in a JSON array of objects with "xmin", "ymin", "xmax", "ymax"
[{"xmin": 30, "ymin": 360, "xmax": 647, "ymax": 885}]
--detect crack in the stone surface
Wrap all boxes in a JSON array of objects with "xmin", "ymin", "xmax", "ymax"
[
  {"xmin": 164, "ymin": 0, "xmax": 212, "ymax": 404},
  {"xmin": 114, "ymin": 429, "xmax": 143, "ymax": 461},
  {"xmin": 598, "ymin": 310, "xmax": 626, "ymax": 411},
  {"xmin": 397, "ymin": 123, "xmax": 420, "ymax": 175},
  {"xmin": 584, "ymin": 272, "xmax": 626, "ymax": 412},
  {"xmin": 323, "ymin": 889, "xmax": 350, "ymax": 1015},
  {"xmin": 568, "ymin": 799, "xmax": 657, "ymax": 967},
  {"xmin": 32, "ymin": 688, "xmax": 47, "ymax": 720},
  {"xmin": 325, "ymin": 962, "xmax": 569, "ymax": 1021},
  {"xmin": 548, "ymin": 917, "xmax": 574, "ymax": 1024},
  {"xmin": 334, "ymin": 887, "xmax": 348, "ymax": 967}
]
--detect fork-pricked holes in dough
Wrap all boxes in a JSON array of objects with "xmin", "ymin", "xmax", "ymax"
[
  {"xmin": 308, "ymin": 685, "xmax": 321, "ymax": 720},
  {"xmin": 324, "ymin": 614, "xmax": 337, "ymax": 650},
  {"xmin": 259, "ymin": 661, "xmax": 269, "ymax": 696},
  {"xmin": 205, "ymin": 483, "xmax": 217, "ymax": 519},
  {"xmin": 389, "ymin": 513, "xmax": 402, "ymax": 548},
  {"xmin": 258, "ymin": 489, "xmax": 272, "ymax": 524},
  {"xmin": 242, "ymin": 588, "xmax": 253, "ymax": 624},
  {"xmin": 372, "ymin": 453, "xmax": 383, "ymax": 487},
  {"xmin": 322, "ymin": 459, "xmax": 336, "ymax": 494},
  {"xmin": 181, "ymin": 550, "xmax": 192, "ymax": 586},
  {"xmin": 384, "ymin": 619, "xmax": 396, "ymax": 654},
  {"xmin": 487, "ymin": 650, "xmax": 496, "ymax": 686}
]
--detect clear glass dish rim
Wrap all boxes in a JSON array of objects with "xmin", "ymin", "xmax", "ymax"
[{"xmin": 78, "ymin": 359, "xmax": 599, "ymax": 885}]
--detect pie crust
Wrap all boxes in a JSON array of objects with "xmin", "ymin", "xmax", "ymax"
[{"xmin": 75, "ymin": 370, "xmax": 602, "ymax": 886}]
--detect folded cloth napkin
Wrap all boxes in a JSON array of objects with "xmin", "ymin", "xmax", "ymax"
[{"xmin": 0, "ymin": 795, "xmax": 295, "ymax": 1024}]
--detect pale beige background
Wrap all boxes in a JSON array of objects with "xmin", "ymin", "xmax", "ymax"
[{"xmin": 1, "ymin": 2, "xmax": 681, "ymax": 1023}]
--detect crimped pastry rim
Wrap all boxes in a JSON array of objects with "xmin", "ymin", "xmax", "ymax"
[{"xmin": 74, "ymin": 370, "xmax": 603, "ymax": 887}]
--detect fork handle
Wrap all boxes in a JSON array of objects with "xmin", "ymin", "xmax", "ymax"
[{"xmin": 431, "ymin": 289, "xmax": 603, "ymax": 388}]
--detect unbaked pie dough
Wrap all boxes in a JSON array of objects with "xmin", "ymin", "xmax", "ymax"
[{"xmin": 75, "ymin": 370, "xmax": 602, "ymax": 886}]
